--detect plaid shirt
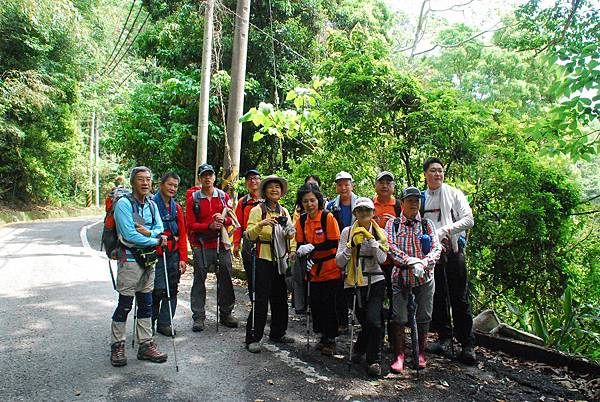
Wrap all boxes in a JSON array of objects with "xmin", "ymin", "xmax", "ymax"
[{"xmin": 385, "ymin": 213, "xmax": 441, "ymax": 288}]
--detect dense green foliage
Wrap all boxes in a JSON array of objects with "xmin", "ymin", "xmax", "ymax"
[{"xmin": 1, "ymin": 0, "xmax": 598, "ymax": 357}]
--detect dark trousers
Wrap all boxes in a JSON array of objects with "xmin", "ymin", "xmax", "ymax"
[
  {"xmin": 310, "ymin": 279, "xmax": 339, "ymax": 340},
  {"xmin": 335, "ymin": 277, "xmax": 348, "ymax": 328},
  {"xmin": 191, "ymin": 247, "xmax": 235, "ymax": 321},
  {"xmin": 152, "ymin": 251, "xmax": 180, "ymax": 326},
  {"xmin": 352, "ymin": 281, "xmax": 385, "ymax": 364},
  {"xmin": 431, "ymin": 250, "xmax": 475, "ymax": 346},
  {"xmin": 245, "ymin": 259, "xmax": 288, "ymax": 344}
]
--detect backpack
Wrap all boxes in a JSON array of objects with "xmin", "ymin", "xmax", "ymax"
[
  {"xmin": 101, "ymin": 188, "xmax": 156, "ymax": 259},
  {"xmin": 299, "ymin": 210, "xmax": 329, "ymax": 242},
  {"xmin": 192, "ymin": 188, "xmax": 227, "ymax": 217},
  {"xmin": 393, "ymin": 217, "xmax": 432, "ymax": 254}
]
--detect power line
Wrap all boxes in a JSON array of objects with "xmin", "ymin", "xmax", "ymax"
[
  {"xmin": 217, "ymin": 2, "xmax": 311, "ymax": 63},
  {"xmin": 103, "ymin": 2, "xmax": 144, "ymax": 74},
  {"xmin": 103, "ymin": 0, "xmax": 137, "ymax": 73},
  {"xmin": 104, "ymin": 13, "xmax": 150, "ymax": 77}
]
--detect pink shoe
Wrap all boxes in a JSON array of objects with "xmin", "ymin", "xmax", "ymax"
[
  {"xmin": 391, "ymin": 353, "xmax": 405, "ymax": 373},
  {"xmin": 418, "ymin": 351, "xmax": 427, "ymax": 368}
]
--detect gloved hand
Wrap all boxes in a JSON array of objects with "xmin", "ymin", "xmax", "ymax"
[
  {"xmin": 296, "ymin": 243, "xmax": 315, "ymax": 257},
  {"xmin": 437, "ymin": 226, "xmax": 449, "ymax": 242},
  {"xmin": 407, "ymin": 257, "xmax": 426, "ymax": 278},
  {"xmin": 367, "ymin": 237, "xmax": 379, "ymax": 249},
  {"xmin": 350, "ymin": 227, "xmax": 373, "ymax": 247}
]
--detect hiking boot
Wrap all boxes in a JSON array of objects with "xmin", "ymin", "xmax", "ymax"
[
  {"xmin": 156, "ymin": 324, "xmax": 176, "ymax": 337},
  {"xmin": 220, "ymin": 314, "xmax": 239, "ymax": 328},
  {"xmin": 426, "ymin": 338, "xmax": 452, "ymax": 356},
  {"xmin": 192, "ymin": 318, "xmax": 205, "ymax": 332},
  {"xmin": 351, "ymin": 352, "xmax": 365, "ymax": 364},
  {"xmin": 460, "ymin": 344, "xmax": 476, "ymax": 365},
  {"xmin": 110, "ymin": 341, "xmax": 127, "ymax": 367},
  {"xmin": 367, "ymin": 363, "xmax": 382, "ymax": 377},
  {"xmin": 321, "ymin": 339, "xmax": 336, "ymax": 356},
  {"xmin": 137, "ymin": 341, "xmax": 167, "ymax": 363},
  {"xmin": 315, "ymin": 337, "xmax": 327, "ymax": 351},
  {"xmin": 247, "ymin": 342, "xmax": 261, "ymax": 353},
  {"xmin": 270, "ymin": 335, "xmax": 295, "ymax": 344}
]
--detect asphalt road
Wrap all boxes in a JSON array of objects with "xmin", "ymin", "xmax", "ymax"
[{"xmin": 0, "ymin": 217, "xmax": 592, "ymax": 401}]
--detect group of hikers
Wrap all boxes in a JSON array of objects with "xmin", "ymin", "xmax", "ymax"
[{"xmin": 106, "ymin": 157, "xmax": 477, "ymax": 378}]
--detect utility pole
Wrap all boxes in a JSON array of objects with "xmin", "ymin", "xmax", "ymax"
[
  {"xmin": 87, "ymin": 111, "xmax": 96, "ymax": 208},
  {"xmin": 95, "ymin": 114, "xmax": 100, "ymax": 207},
  {"xmin": 196, "ymin": 0, "xmax": 215, "ymax": 182},
  {"xmin": 223, "ymin": 0, "xmax": 250, "ymax": 186}
]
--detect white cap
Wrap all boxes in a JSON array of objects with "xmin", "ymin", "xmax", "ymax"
[
  {"xmin": 335, "ymin": 171, "xmax": 353, "ymax": 182},
  {"xmin": 352, "ymin": 197, "xmax": 375, "ymax": 212}
]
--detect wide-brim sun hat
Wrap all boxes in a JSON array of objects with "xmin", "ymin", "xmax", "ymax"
[{"xmin": 260, "ymin": 175, "xmax": 288, "ymax": 198}]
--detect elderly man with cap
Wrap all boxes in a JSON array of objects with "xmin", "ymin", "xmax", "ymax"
[
  {"xmin": 385, "ymin": 186, "xmax": 442, "ymax": 373},
  {"xmin": 336, "ymin": 197, "xmax": 389, "ymax": 377},
  {"xmin": 186, "ymin": 163, "xmax": 238, "ymax": 332},
  {"xmin": 233, "ymin": 169, "xmax": 262, "ymax": 290},
  {"xmin": 326, "ymin": 171, "xmax": 360, "ymax": 333},
  {"xmin": 110, "ymin": 166, "xmax": 168, "ymax": 367},
  {"xmin": 244, "ymin": 175, "xmax": 296, "ymax": 353}
]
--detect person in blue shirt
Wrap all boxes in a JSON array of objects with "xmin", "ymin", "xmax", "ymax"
[
  {"xmin": 326, "ymin": 171, "xmax": 359, "ymax": 333},
  {"xmin": 110, "ymin": 166, "xmax": 169, "ymax": 367}
]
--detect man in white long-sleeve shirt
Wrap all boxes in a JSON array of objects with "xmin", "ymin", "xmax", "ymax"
[{"xmin": 422, "ymin": 157, "xmax": 476, "ymax": 364}]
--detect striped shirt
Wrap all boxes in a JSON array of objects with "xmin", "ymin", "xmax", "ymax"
[{"xmin": 385, "ymin": 213, "xmax": 441, "ymax": 288}]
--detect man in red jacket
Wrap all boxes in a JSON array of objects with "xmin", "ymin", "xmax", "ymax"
[
  {"xmin": 187, "ymin": 164, "xmax": 238, "ymax": 332},
  {"xmin": 233, "ymin": 169, "xmax": 262, "ymax": 289},
  {"xmin": 152, "ymin": 172, "xmax": 188, "ymax": 336}
]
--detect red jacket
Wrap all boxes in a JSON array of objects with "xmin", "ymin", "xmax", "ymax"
[
  {"xmin": 156, "ymin": 202, "xmax": 188, "ymax": 263},
  {"xmin": 233, "ymin": 194, "xmax": 262, "ymax": 247},
  {"xmin": 186, "ymin": 186, "xmax": 233, "ymax": 249}
]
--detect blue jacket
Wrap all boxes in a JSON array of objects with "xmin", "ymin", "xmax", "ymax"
[
  {"xmin": 115, "ymin": 195, "xmax": 164, "ymax": 261},
  {"xmin": 326, "ymin": 193, "xmax": 358, "ymax": 230}
]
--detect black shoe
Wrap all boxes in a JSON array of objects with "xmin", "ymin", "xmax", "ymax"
[
  {"xmin": 192, "ymin": 318, "xmax": 205, "ymax": 332},
  {"xmin": 426, "ymin": 338, "xmax": 452, "ymax": 356},
  {"xmin": 220, "ymin": 314, "xmax": 239, "ymax": 328},
  {"xmin": 269, "ymin": 335, "xmax": 295, "ymax": 344},
  {"xmin": 156, "ymin": 324, "xmax": 176, "ymax": 337},
  {"xmin": 460, "ymin": 344, "xmax": 476, "ymax": 365}
]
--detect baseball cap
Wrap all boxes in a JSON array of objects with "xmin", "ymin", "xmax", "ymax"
[
  {"xmin": 376, "ymin": 171, "xmax": 395, "ymax": 181},
  {"xmin": 335, "ymin": 171, "xmax": 353, "ymax": 182},
  {"xmin": 352, "ymin": 197, "xmax": 375, "ymax": 212},
  {"xmin": 401, "ymin": 186, "xmax": 422, "ymax": 200},
  {"xmin": 197, "ymin": 163, "xmax": 215, "ymax": 176}
]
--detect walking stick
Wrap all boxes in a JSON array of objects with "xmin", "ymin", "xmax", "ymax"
[
  {"xmin": 250, "ymin": 241, "xmax": 257, "ymax": 340},
  {"xmin": 162, "ymin": 249, "xmax": 179, "ymax": 372},
  {"xmin": 305, "ymin": 261, "xmax": 312, "ymax": 350},
  {"xmin": 348, "ymin": 253, "xmax": 363, "ymax": 366},
  {"xmin": 108, "ymin": 260, "xmax": 117, "ymax": 290},
  {"xmin": 406, "ymin": 272, "xmax": 420, "ymax": 378},
  {"xmin": 215, "ymin": 233, "xmax": 221, "ymax": 332},
  {"xmin": 132, "ymin": 297, "xmax": 137, "ymax": 348},
  {"xmin": 441, "ymin": 253, "xmax": 455, "ymax": 358}
]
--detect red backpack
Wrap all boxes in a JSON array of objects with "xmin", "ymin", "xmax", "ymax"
[{"xmin": 101, "ymin": 187, "xmax": 132, "ymax": 259}]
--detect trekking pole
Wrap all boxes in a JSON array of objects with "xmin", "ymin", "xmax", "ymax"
[
  {"xmin": 250, "ymin": 242, "xmax": 257, "ymax": 340},
  {"xmin": 441, "ymin": 253, "xmax": 455, "ymax": 358},
  {"xmin": 108, "ymin": 260, "xmax": 117, "ymax": 290},
  {"xmin": 407, "ymin": 283, "xmax": 420, "ymax": 378},
  {"xmin": 215, "ymin": 233, "xmax": 221, "ymax": 332},
  {"xmin": 348, "ymin": 285, "xmax": 357, "ymax": 366},
  {"xmin": 162, "ymin": 248, "xmax": 179, "ymax": 372},
  {"xmin": 305, "ymin": 265, "xmax": 312, "ymax": 350},
  {"xmin": 132, "ymin": 297, "xmax": 137, "ymax": 349}
]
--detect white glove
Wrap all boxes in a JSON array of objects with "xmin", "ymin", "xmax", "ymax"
[
  {"xmin": 437, "ymin": 226, "xmax": 449, "ymax": 242},
  {"xmin": 413, "ymin": 262, "xmax": 426, "ymax": 278},
  {"xmin": 297, "ymin": 244, "xmax": 315, "ymax": 257}
]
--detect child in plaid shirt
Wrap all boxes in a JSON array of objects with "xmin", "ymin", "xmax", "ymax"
[{"xmin": 384, "ymin": 186, "xmax": 441, "ymax": 373}]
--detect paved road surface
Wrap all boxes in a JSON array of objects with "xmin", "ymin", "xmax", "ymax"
[{"xmin": 0, "ymin": 218, "xmax": 591, "ymax": 401}]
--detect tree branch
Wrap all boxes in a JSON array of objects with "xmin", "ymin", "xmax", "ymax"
[
  {"xmin": 410, "ymin": 22, "xmax": 508, "ymax": 57},
  {"xmin": 569, "ymin": 210, "xmax": 600, "ymax": 216},
  {"xmin": 534, "ymin": 0, "xmax": 584, "ymax": 55},
  {"xmin": 429, "ymin": 0, "xmax": 476, "ymax": 13}
]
